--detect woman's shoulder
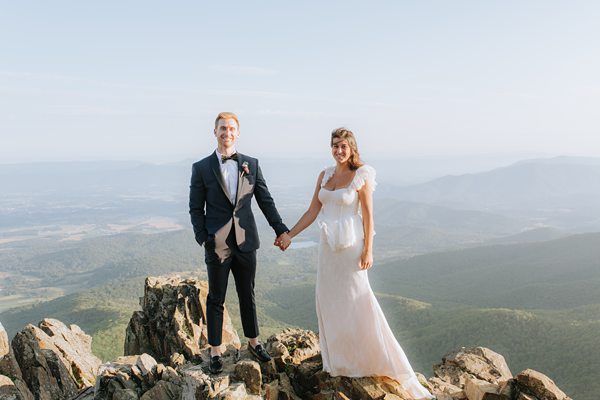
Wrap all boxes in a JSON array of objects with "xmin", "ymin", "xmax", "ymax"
[
  {"xmin": 320, "ymin": 166, "xmax": 336, "ymax": 187},
  {"xmin": 352, "ymin": 164, "xmax": 377, "ymax": 191}
]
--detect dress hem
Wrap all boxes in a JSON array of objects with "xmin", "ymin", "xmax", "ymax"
[{"xmin": 323, "ymin": 369, "xmax": 434, "ymax": 400}]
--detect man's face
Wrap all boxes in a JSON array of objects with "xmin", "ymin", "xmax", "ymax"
[{"xmin": 214, "ymin": 118, "xmax": 239, "ymax": 148}]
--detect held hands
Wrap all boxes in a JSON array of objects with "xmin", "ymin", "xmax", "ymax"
[
  {"xmin": 359, "ymin": 249, "xmax": 374, "ymax": 270},
  {"xmin": 274, "ymin": 232, "xmax": 292, "ymax": 251}
]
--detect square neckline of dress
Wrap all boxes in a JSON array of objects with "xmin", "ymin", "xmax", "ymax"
[{"xmin": 321, "ymin": 170, "xmax": 357, "ymax": 192}]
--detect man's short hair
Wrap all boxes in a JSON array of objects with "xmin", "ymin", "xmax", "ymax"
[{"xmin": 214, "ymin": 112, "xmax": 240, "ymax": 130}]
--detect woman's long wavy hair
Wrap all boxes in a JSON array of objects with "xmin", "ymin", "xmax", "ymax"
[{"xmin": 330, "ymin": 127, "xmax": 364, "ymax": 170}]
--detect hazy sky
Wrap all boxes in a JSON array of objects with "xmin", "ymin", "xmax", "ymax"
[{"xmin": 1, "ymin": 1, "xmax": 599, "ymax": 163}]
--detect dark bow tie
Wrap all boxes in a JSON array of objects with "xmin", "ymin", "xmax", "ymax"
[{"xmin": 221, "ymin": 153, "xmax": 238, "ymax": 163}]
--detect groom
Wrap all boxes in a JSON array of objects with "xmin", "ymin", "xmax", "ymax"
[{"xmin": 189, "ymin": 111, "xmax": 291, "ymax": 374}]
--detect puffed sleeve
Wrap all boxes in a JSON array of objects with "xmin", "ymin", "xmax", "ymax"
[
  {"xmin": 321, "ymin": 166, "xmax": 336, "ymax": 188},
  {"xmin": 351, "ymin": 165, "xmax": 377, "ymax": 191}
]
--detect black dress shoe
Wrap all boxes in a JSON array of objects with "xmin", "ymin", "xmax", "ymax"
[
  {"xmin": 209, "ymin": 355, "xmax": 223, "ymax": 374},
  {"xmin": 247, "ymin": 343, "xmax": 271, "ymax": 362}
]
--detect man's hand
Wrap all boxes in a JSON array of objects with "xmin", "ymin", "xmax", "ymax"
[{"xmin": 274, "ymin": 232, "xmax": 292, "ymax": 251}]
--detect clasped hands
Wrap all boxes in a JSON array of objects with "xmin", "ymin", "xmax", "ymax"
[{"xmin": 274, "ymin": 232, "xmax": 292, "ymax": 251}]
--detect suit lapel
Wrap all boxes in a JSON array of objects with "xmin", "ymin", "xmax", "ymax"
[
  {"xmin": 235, "ymin": 153, "xmax": 246, "ymax": 207},
  {"xmin": 210, "ymin": 152, "xmax": 232, "ymax": 202}
]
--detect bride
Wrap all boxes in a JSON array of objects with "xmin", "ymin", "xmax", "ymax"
[{"xmin": 275, "ymin": 127, "xmax": 434, "ymax": 399}]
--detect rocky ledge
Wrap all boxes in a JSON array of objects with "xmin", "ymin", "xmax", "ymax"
[{"xmin": 0, "ymin": 275, "xmax": 572, "ymax": 400}]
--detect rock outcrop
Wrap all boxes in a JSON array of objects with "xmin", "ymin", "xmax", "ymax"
[
  {"xmin": 428, "ymin": 347, "xmax": 572, "ymax": 400},
  {"xmin": 10, "ymin": 319, "xmax": 101, "ymax": 400},
  {"xmin": 0, "ymin": 322, "xmax": 34, "ymax": 400},
  {"xmin": 124, "ymin": 276, "xmax": 240, "ymax": 363},
  {"xmin": 1, "ymin": 322, "xmax": 23, "ymax": 381},
  {"xmin": 430, "ymin": 346, "xmax": 514, "ymax": 398},
  {"xmin": 515, "ymin": 369, "xmax": 570, "ymax": 400},
  {"xmin": 93, "ymin": 353, "xmax": 184, "ymax": 400},
  {"xmin": 1, "ymin": 276, "xmax": 573, "ymax": 400}
]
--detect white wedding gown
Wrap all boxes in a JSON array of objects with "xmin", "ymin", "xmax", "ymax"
[{"xmin": 316, "ymin": 165, "xmax": 433, "ymax": 400}]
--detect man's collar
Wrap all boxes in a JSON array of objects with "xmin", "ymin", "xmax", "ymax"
[{"xmin": 215, "ymin": 148, "xmax": 237, "ymax": 158}]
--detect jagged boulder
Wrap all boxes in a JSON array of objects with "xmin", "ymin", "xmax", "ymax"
[
  {"xmin": 11, "ymin": 319, "xmax": 101, "ymax": 400},
  {"xmin": 515, "ymin": 369, "xmax": 571, "ymax": 400},
  {"xmin": 139, "ymin": 380, "xmax": 181, "ymax": 400},
  {"xmin": 0, "ymin": 323, "xmax": 22, "ymax": 381},
  {"xmin": 94, "ymin": 353, "xmax": 184, "ymax": 400},
  {"xmin": 433, "ymin": 346, "xmax": 513, "ymax": 388},
  {"xmin": 0, "ymin": 374, "xmax": 20, "ymax": 399},
  {"xmin": 428, "ymin": 346, "xmax": 573, "ymax": 400},
  {"xmin": 38, "ymin": 319, "xmax": 102, "ymax": 388},
  {"xmin": 0, "ymin": 326, "xmax": 32, "ymax": 400},
  {"xmin": 0, "ymin": 323, "xmax": 10, "ymax": 364},
  {"xmin": 95, "ymin": 348, "xmax": 266, "ymax": 400},
  {"xmin": 0, "ymin": 377, "xmax": 34, "ymax": 400},
  {"xmin": 124, "ymin": 276, "xmax": 240, "ymax": 363},
  {"xmin": 266, "ymin": 328, "xmax": 320, "ymax": 366},
  {"xmin": 429, "ymin": 346, "xmax": 511, "ymax": 399},
  {"xmin": 464, "ymin": 376, "xmax": 504, "ymax": 400},
  {"xmin": 233, "ymin": 360, "xmax": 261, "ymax": 395},
  {"xmin": 428, "ymin": 377, "xmax": 466, "ymax": 400},
  {"xmin": 11, "ymin": 325, "xmax": 77, "ymax": 400},
  {"xmin": 284, "ymin": 363, "xmax": 416, "ymax": 400}
]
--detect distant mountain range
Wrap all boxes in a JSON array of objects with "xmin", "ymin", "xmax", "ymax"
[
  {"xmin": 2, "ymin": 155, "xmax": 599, "ymax": 246},
  {"xmin": 3, "ymin": 155, "xmax": 599, "ymax": 198},
  {"xmin": 375, "ymin": 199, "xmax": 522, "ymax": 233},
  {"xmin": 393, "ymin": 156, "xmax": 600, "ymax": 230}
]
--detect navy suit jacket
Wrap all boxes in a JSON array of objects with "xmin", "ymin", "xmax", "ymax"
[{"xmin": 189, "ymin": 152, "xmax": 288, "ymax": 254}]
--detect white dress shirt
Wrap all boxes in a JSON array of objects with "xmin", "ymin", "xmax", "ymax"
[{"xmin": 216, "ymin": 149, "xmax": 239, "ymax": 204}]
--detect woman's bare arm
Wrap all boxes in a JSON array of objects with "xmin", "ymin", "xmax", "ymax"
[{"xmin": 358, "ymin": 180, "xmax": 374, "ymax": 269}]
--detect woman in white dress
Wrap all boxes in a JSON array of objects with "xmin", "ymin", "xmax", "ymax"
[{"xmin": 278, "ymin": 127, "xmax": 433, "ymax": 399}]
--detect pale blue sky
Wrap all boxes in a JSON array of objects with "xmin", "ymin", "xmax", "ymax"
[{"xmin": 1, "ymin": 1, "xmax": 599, "ymax": 163}]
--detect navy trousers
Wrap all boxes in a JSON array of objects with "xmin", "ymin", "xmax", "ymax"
[{"xmin": 204, "ymin": 226, "xmax": 258, "ymax": 346}]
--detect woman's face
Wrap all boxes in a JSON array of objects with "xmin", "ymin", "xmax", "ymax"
[{"xmin": 331, "ymin": 138, "xmax": 352, "ymax": 164}]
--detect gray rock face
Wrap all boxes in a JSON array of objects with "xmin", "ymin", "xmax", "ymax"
[
  {"xmin": 515, "ymin": 369, "xmax": 571, "ymax": 400},
  {"xmin": 0, "ymin": 323, "xmax": 22, "ymax": 381},
  {"xmin": 11, "ymin": 319, "xmax": 101, "ymax": 400},
  {"xmin": 0, "ymin": 374, "xmax": 33, "ymax": 400},
  {"xmin": 464, "ymin": 376, "xmax": 504, "ymax": 400},
  {"xmin": 234, "ymin": 360, "xmax": 262, "ymax": 395},
  {"xmin": 124, "ymin": 275, "xmax": 241, "ymax": 362},
  {"xmin": 266, "ymin": 328, "xmax": 320, "ymax": 366},
  {"xmin": 0, "ymin": 375, "xmax": 19, "ymax": 400},
  {"xmin": 427, "ymin": 346, "xmax": 574, "ymax": 400},
  {"xmin": 433, "ymin": 346, "xmax": 513, "ymax": 388},
  {"xmin": 138, "ymin": 380, "xmax": 180, "ymax": 400},
  {"xmin": 12, "ymin": 327, "xmax": 71, "ymax": 399},
  {"xmin": 135, "ymin": 354, "xmax": 157, "ymax": 377},
  {"xmin": 0, "ymin": 324, "xmax": 9, "ymax": 360},
  {"xmin": 95, "ymin": 355, "xmax": 147, "ymax": 400},
  {"xmin": 38, "ymin": 319, "xmax": 102, "ymax": 388},
  {"xmin": 71, "ymin": 387, "xmax": 95, "ymax": 400}
]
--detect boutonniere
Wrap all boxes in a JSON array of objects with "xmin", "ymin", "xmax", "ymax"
[{"xmin": 241, "ymin": 161, "xmax": 250, "ymax": 175}]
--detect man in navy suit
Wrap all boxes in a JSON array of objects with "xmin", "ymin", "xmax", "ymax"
[{"xmin": 189, "ymin": 112, "xmax": 291, "ymax": 373}]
